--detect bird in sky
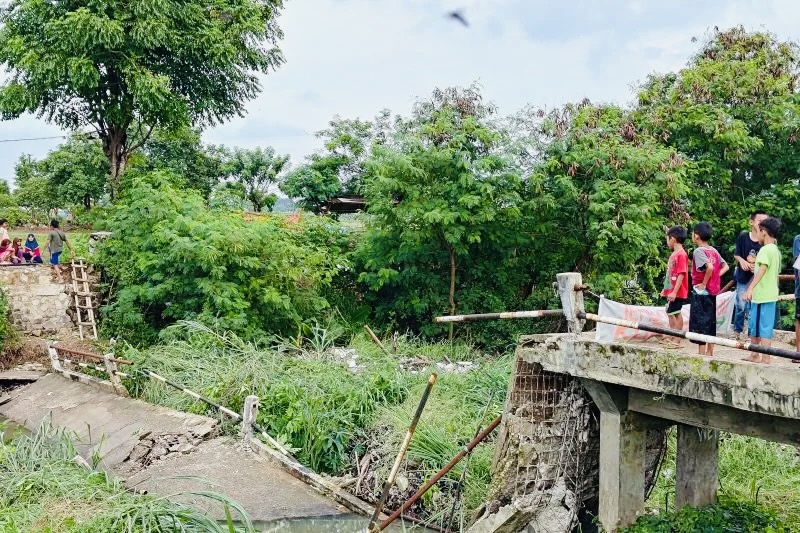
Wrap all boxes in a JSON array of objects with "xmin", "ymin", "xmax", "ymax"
[{"xmin": 446, "ymin": 9, "xmax": 469, "ymax": 27}]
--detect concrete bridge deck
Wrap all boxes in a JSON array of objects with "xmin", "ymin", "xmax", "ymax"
[
  {"xmin": 0, "ymin": 373, "xmax": 351, "ymax": 523},
  {"xmin": 524, "ymin": 332, "xmax": 800, "ymax": 424},
  {"xmin": 518, "ymin": 330, "xmax": 800, "ymax": 531}
]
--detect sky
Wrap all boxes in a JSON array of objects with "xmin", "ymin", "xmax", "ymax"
[{"xmin": 1, "ymin": 0, "xmax": 800, "ymax": 185}]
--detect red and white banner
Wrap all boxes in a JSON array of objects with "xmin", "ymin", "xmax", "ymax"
[{"xmin": 594, "ymin": 291, "xmax": 735, "ymax": 344}]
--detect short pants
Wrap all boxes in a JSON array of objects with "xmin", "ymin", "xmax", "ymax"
[
  {"xmin": 795, "ymin": 298, "xmax": 800, "ymax": 321},
  {"xmin": 689, "ymin": 293, "xmax": 716, "ymax": 345},
  {"xmin": 666, "ymin": 297, "xmax": 689, "ymax": 315},
  {"xmin": 749, "ymin": 301, "xmax": 776, "ymax": 340},
  {"xmin": 50, "ymin": 251, "xmax": 61, "ymax": 265}
]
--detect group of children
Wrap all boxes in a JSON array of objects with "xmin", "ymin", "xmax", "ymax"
[
  {"xmin": 0, "ymin": 219, "xmax": 73, "ymax": 278},
  {"xmin": 661, "ymin": 213, "xmax": 799, "ymax": 364}
]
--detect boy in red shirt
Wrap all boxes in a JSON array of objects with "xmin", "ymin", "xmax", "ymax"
[
  {"xmin": 662, "ymin": 226, "xmax": 689, "ymax": 331},
  {"xmin": 689, "ymin": 222, "xmax": 729, "ymax": 356}
]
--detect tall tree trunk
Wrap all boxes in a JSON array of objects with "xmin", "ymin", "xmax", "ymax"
[
  {"xmin": 103, "ymin": 127, "xmax": 128, "ymax": 201},
  {"xmin": 448, "ymin": 246, "xmax": 456, "ymax": 340}
]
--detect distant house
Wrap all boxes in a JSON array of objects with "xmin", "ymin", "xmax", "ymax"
[{"xmin": 324, "ymin": 197, "xmax": 366, "ymax": 214}]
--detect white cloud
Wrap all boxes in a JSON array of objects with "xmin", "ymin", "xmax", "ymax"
[{"xmin": 2, "ymin": 0, "xmax": 800, "ymax": 181}]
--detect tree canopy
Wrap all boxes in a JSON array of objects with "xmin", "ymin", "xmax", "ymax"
[{"xmin": 0, "ymin": 0, "xmax": 285, "ymax": 197}]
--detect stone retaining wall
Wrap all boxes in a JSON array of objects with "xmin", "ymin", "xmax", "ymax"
[{"xmin": 0, "ymin": 265, "xmax": 73, "ymax": 335}]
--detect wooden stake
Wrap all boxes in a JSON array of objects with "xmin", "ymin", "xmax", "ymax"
[
  {"xmin": 368, "ymin": 373, "xmax": 437, "ymax": 532},
  {"xmin": 364, "ymin": 324, "xmax": 390, "ymax": 355}
]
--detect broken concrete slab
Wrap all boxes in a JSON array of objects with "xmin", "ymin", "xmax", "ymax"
[
  {"xmin": 126, "ymin": 437, "xmax": 345, "ymax": 522},
  {"xmin": 0, "ymin": 373, "xmax": 354, "ymax": 522}
]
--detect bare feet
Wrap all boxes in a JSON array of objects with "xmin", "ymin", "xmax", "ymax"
[{"xmin": 743, "ymin": 354, "xmax": 762, "ymax": 363}]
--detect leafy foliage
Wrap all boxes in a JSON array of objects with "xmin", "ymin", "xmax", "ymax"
[
  {"xmin": 625, "ymin": 496, "xmax": 789, "ymax": 532},
  {"xmin": 358, "ymin": 87, "xmax": 528, "ymax": 337},
  {"xmin": 281, "ymin": 115, "xmax": 389, "ymax": 212},
  {"xmin": 636, "ymin": 26, "xmax": 800, "ymax": 251},
  {"xmin": 136, "ymin": 126, "xmax": 227, "ymax": 199},
  {"xmin": 97, "ymin": 172, "xmax": 339, "ymax": 343},
  {"xmin": 0, "ymin": 0, "xmax": 285, "ymax": 197},
  {"xmin": 222, "ymin": 146, "xmax": 289, "ymax": 212}
]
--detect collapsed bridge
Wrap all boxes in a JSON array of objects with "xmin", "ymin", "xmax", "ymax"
[{"xmin": 453, "ymin": 273, "xmax": 800, "ymax": 532}]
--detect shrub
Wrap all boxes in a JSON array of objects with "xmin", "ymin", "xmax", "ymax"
[
  {"xmin": 97, "ymin": 173, "xmax": 341, "ymax": 344},
  {"xmin": 624, "ymin": 497, "xmax": 789, "ymax": 532}
]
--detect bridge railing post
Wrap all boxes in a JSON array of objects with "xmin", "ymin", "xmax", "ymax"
[
  {"xmin": 46, "ymin": 342, "xmax": 64, "ymax": 374},
  {"xmin": 103, "ymin": 354, "xmax": 129, "ymax": 397},
  {"xmin": 242, "ymin": 395, "xmax": 259, "ymax": 442},
  {"xmin": 556, "ymin": 272, "xmax": 585, "ymax": 333}
]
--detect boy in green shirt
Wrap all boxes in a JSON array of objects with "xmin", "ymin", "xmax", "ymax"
[{"xmin": 743, "ymin": 217, "xmax": 782, "ymax": 364}]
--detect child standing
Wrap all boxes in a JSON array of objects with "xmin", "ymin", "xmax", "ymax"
[
  {"xmin": 743, "ymin": 217, "xmax": 782, "ymax": 363},
  {"xmin": 662, "ymin": 226, "xmax": 689, "ymax": 332},
  {"xmin": 46, "ymin": 219, "xmax": 73, "ymax": 282},
  {"xmin": 689, "ymin": 222, "xmax": 729, "ymax": 356}
]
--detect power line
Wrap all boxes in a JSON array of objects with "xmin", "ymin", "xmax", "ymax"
[
  {"xmin": 0, "ymin": 132, "xmax": 97, "ymax": 143},
  {"xmin": 0, "ymin": 135, "xmax": 68, "ymax": 143}
]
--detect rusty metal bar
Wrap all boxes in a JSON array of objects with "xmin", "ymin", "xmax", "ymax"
[
  {"xmin": 378, "ymin": 415, "xmax": 503, "ymax": 531},
  {"xmin": 368, "ymin": 373, "xmax": 437, "ymax": 532},
  {"xmin": 434, "ymin": 309, "xmax": 562, "ymax": 323},
  {"xmin": 579, "ymin": 312, "xmax": 800, "ymax": 361},
  {"xmin": 52, "ymin": 344, "xmax": 132, "ymax": 365}
]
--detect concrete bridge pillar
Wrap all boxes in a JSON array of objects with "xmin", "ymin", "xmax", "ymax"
[{"xmin": 676, "ymin": 425, "xmax": 718, "ymax": 508}]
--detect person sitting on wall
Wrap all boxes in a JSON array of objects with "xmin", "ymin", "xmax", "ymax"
[
  {"xmin": 11, "ymin": 237, "xmax": 25, "ymax": 263},
  {"xmin": 0, "ymin": 239, "xmax": 21, "ymax": 265},
  {"xmin": 23, "ymin": 233, "xmax": 43, "ymax": 264}
]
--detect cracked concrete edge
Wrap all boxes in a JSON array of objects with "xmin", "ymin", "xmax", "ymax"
[{"xmin": 244, "ymin": 433, "xmax": 385, "ymax": 521}]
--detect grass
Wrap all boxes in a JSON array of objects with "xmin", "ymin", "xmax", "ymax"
[
  {"xmin": 0, "ymin": 420, "xmax": 253, "ymax": 532},
  {"xmin": 646, "ymin": 429, "xmax": 800, "ymax": 528},
  {"xmin": 117, "ymin": 321, "xmax": 511, "ymax": 529},
  {"xmin": 122, "ymin": 320, "xmax": 413, "ymax": 473},
  {"xmin": 368, "ymin": 354, "xmax": 511, "ymax": 528}
]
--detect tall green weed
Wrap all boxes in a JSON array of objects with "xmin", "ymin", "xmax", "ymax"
[{"xmin": 125, "ymin": 321, "xmax": 410, "ymax": 473}]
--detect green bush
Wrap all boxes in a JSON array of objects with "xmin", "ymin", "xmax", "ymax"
[
  {"xmin": 97, "ymin": 173, "xmax": 342, "ymax": 344},
  {"xmin": 624, "ymin": 497, "xmax": 789, "ymax": 532}
]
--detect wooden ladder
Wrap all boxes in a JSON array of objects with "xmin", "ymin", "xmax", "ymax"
[{"xmin": 70, "ymin": 258, "xmax": 98, "ymax": 340}]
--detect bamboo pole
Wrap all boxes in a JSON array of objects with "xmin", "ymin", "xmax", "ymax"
[
  {"xmin": 378, "ymin": 415, "xmax": 503, "ymax": 531},
  {"xmin": 434, "ymin": 309, "xmax": 563, "ymax": 323},
  {"xmin": 579, "ymin": 312, "xmax": 800, "ymax": 361},
  {"xmin": 368, "ymin": 373, "xmax": 437, "ymax": 532},
  {"xmin": 364, "ymin": 324, "xmax": 390, "ymax": 355}
]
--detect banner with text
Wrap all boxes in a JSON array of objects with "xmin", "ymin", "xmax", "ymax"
[{"xmin": 595, "ymin": 291, "xmax": 735, "ymax": 344}]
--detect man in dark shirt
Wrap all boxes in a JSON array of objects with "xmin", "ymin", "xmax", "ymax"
[{"xmin": 732, "ymin": 211, "xmax": 768, "ymax": 337}]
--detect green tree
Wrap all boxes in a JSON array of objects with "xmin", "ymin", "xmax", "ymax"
[
  {"xmin": 13, "ymin": 155, "xmax": 58, "ymax": 222},
  {"xmin": 635, "ymin": 26, "xmax": 800, "ymax": 247},
  {"xmin": 224, "ymin": 147, "xmax": 288, "ymax": 212},
  {"xmin": 526, "ymin": 102, "xmax": 692, "ymax": 300},
  {"xmin": 359, "ymin": 87, "xmax": 525, "ymax": 333},
  {"xmin": 35, "ymin": 135, "xmax": 108, "ymax": 209},
  {"xmin": 0, "ymin": 0, "xmax": 285, "ymax": 199},
  {"xmin": 138, "ymin": 127, "xmax": 226, "ymax": 199},
  {"xmin": 281, "ymin": 115, "xmax": 389, "ymax": 212},
  {"xmin": 98, "ymin": 172, "xmax": 340, "ymax": 343}
]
